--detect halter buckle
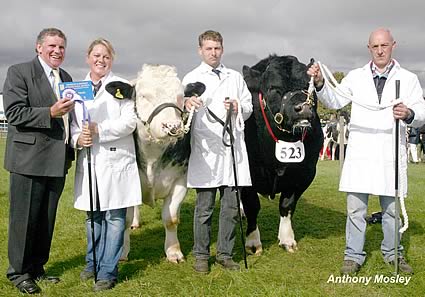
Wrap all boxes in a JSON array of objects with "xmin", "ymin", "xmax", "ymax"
[{"xmin": 274, "ymin": 113, "xmax": 284, "ymax": 125}]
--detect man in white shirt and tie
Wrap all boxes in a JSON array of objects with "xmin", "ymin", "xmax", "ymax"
[{"xmin": 183, "ymin": 30, "xmax": 253, "ymax": 273}]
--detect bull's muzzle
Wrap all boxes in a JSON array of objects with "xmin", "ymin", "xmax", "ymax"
[{"xmin": 162, "ymin": 121, "xmax": 184, "ymax": 137}]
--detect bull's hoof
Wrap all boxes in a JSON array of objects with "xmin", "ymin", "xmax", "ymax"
[
  {"xmin": 166, "ymin": 248, "xmax": 185, "ymax": 264},
  {"xmin": 130, "ymin": 223, "xmax": 140, "ymax": 230},
  {"xmin": 245, "ymin": 227, "xmax": 263, "ymax": 256},
  {"xmin": 245, "ymin": 245, "xmax": 263, "ymax": 256},
  {"xmin": 278, "ymin": 242, "xmax": 298, "ymax": 253},
  {"xmin": 166, "ymin": 255, "xmax": 186, "ymax": 264}
]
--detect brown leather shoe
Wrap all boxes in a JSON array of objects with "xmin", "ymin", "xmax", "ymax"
[
  {"xmin": 16, "ymin": 279, "xmax": 41, "ymax": 294},
  {"xmin": 216, "ymin": 258, "xmax": 241, "ymax": 271},
  {"xmin": 389, "ymin": 257, "xmax": 414, "ymax": 274},
  {"xmin": 340, "ymin": 260, "xmax": 360, "ymax": 275},
  {"xmin": 93, "ymin": 279, "xmax": 117, "ymax": 291},
  {"xmin": 193, "ymin": 258, "xmax": 209, "ymax": 273}
]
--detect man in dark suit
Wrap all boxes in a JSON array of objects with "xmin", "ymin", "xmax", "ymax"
[{"xmin": 3, "ymin": 27, "xmax": 75, "ymax": 294}]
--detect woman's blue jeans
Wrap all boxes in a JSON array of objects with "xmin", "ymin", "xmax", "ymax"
[{"xmin": 84, "ymin": 208, "xmax": 127, "ymax": 281}]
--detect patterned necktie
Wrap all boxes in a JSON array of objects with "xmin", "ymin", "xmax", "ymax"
[
  {"xmin": 92, "ymin": 80, "xmax": 102, "ymax": 96},
  {"xmin": 212, "ymin": 68, "xmax": 221, "ymax": 79},
  {"xmin": 52, "ymin": 68, "xmax": 69, "ymax": 143},
  {"xmin": 51, "ymin": 69, "xmax": 61, "ymax": 98}
]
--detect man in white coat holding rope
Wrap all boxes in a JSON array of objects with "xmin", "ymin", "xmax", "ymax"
[
  {"xmin": 307, "ymin": 28, "xmax": 425, "ymax": 275},
  {"xmin": 183, "ymin": 30, "xmax": 252, "ymax": 273}
]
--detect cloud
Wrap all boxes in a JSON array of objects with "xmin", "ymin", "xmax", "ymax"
[{"xmin": 1, "ymin": 0, "xmax": 424, "ymax": 95}]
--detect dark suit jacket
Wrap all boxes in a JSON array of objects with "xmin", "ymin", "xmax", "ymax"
[{"xmin": 3, "ymin": 57, "xmax": 74, "ymax": 177}]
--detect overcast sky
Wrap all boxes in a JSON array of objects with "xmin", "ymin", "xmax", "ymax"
[{"xmin": 1, "ymin": 0, "xmax": 424, "ymax": 93}]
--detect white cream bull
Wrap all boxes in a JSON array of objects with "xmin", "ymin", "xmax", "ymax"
[{"xmin": 106, "ymin": 64, "xmax": 191, "ymax": 263}]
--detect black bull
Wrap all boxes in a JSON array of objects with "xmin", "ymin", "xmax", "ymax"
[{"xmin": 241, "ymin": 55, "xmax": 323, "ymax": 253}]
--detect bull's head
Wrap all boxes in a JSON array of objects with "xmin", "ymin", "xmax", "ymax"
[
  {"xmin": 243, "ymin": 55, "xmax": 318, "ymax": 136},
  {"xmin": 278, "ymin": 90, "xmax": 314, "ymax": 133},
  {"xmin": 106, "ymin": 64, "xmax": 188, "ymax": 142}
]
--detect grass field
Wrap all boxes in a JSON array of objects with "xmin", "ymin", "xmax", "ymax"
[{"xmin": 0, "ymin": 137, "xmax": 424, "ymax": 296}]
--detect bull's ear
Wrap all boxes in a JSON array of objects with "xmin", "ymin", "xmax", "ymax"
[
  {"xmin": 105, "ymin": 81, "xmax": 135, "ymax": 100},
  {"xmin": 184, "ymin": 82, "xmax": 206, "ymax": 97},
  {"xmin": 242, "ymin": 65, "xmax": 261, "ymax": 91},
  {"xmin": 308, "ymin": 58, "xmax": 315, "ymax": 67}
]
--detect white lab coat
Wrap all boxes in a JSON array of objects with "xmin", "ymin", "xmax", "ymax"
[
  {"xmin": 70, "ymin": 72, "xmax": 142, "ymax": 210},
  {"xmin": 182, "ymin": 62, "xmax": 253, "ymax": 188},
  {"xmin": 318, "ymin": 60, "xmax": 425, "ymax": 197}
]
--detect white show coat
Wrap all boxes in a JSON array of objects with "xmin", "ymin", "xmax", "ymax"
[
  {"xmin": 70, "ymin": 72, "xmax": 142, "ymax": 211},
  {"xmin": 182, "ymin": 62, "xmax": 253, "ymax": 188},
  {"xmin": 318, "ymin": 60, "xmax": 425, "ymax": 197}
]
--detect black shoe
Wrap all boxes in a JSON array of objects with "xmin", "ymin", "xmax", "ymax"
[
  {"xmin": 93, "ymin": 279, "xmax": 117, "ymax": 291},
  {"xmin": 80, "ymin": 270, "xmax": 95, "ymax": 281},
  {"xmin": 16, "ymin": 279, "xmax": 41, "ymax": 294},
  {"xmin": 389, "ymin": 257, "xmax": 414, "ymax": 274},
  {"xmin": 216, "ymin": 258, "xmax": 241, "ymax": 271},
  {"xmin": 35, "ymin": 274, "xmax": 61, "ymax": 284}
]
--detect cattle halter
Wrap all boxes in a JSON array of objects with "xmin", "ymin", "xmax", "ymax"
[
  {"xmin": 259, "ymin": 89, "xmax": 313, "ymax": 142},
  {"xmin": 137, "ymin": 102, "xmax": 190, "ymax": 141},
  {"xmin": 273, "ymin": 77, "xmax": 315, "ymax": 127}
]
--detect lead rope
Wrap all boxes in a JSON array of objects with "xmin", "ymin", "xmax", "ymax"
[
  {"xmin": 202, "ymin": 98, "xmax": 245, "ymax": 132},
  {"xmin": 315, "ymin": 62, "xmax": 408, "ymax": 232},
  {"xmin": 399, "ymin": 192, "xmax": 409, "ymax": 233},
  {"xmin": 317, "ymin": 61, "xmax": 402, "ymax": 110},
  {"xmin": 183, "ymin": 106, "xmax": 195, "ymax": 133},
  {"xmin": 234, "ymin": 98, "xmax": 245, "ymax": 131},
  {"xmin": 398, "ymin": 127, "xmax": 409, "ymax": 233},
  {"xmin": 307, "ymin": 76, "xmax": 315, "ymax": 99}
]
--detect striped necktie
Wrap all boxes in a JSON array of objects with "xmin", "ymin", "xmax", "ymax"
[
  {"xmin": 52, "ymin": 69, "xmax": 69, "ymax": 144},
  {"xmin": 92, "ymin": 80, "xmax": 102, "ymax": 96}
]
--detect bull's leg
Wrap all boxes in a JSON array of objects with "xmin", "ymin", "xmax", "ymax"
[
  {"xmin": 241, "ymin": 187, "xmax": 263, "ymax": 256},
  {"xmin": 131, "ymin": 205, "xmax": 141, "ymax": 229},
  {"xmin": 162, "ymin": 180, "xmax": 187, "ymax": 263},
  {"xmin": 121, "ymin": 206, "xmax": 138, "ymax": 261},
  {"xmin": 278, "ymin": 194, "xmax": 298, "ymax": 253}
]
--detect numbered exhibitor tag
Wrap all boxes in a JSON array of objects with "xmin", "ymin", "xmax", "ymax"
[{"xmin": 275, "ymin": 140, "xmax": 305, "ymax": 163}]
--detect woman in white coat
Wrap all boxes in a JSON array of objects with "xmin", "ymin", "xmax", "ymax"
[
  {"xmin": 70, "ymin": 38, "xmax": 141, "ymax": 291},
  {"xmin": 308, "ymin": 28, "xmax": 425, "ymax": 276}
]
